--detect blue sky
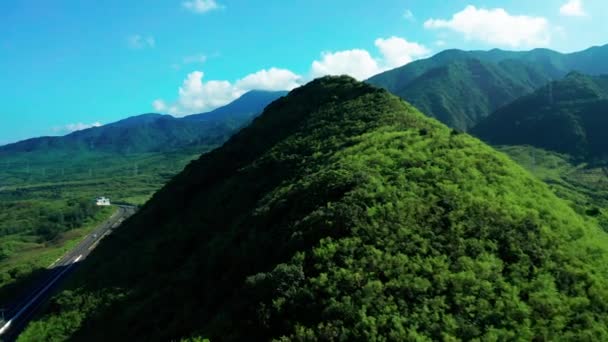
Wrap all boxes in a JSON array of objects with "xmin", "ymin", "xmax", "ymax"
[{"xmin": 1, "ymin": 0, "xmax": 607, "ymax": 145}]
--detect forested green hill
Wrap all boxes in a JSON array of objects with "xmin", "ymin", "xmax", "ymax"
[
  {"xmin": 473, "ymin": 73, "xmax": 608, "ymax": 161},
  {"xmin": 20, "ymin": 77, "xmax": 608, "ymax": 341},
  {"xmin": 367, "ymin": 45, "xmax": 608, "ymax": 130}
]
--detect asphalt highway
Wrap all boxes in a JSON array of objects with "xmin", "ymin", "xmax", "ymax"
[{"xmin": 0, "ymin": 205, "xmax": 136, "ymax": 341}]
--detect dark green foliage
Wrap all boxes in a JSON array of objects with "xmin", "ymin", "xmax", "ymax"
[
  {"xmin": 473, "ymin": 73, "xmax": 608, "ymax": 161},
  {"xmin": 20, "ymin": 77, "xmax": 608, "ymax": 341},
  {"xmin": 395, "ymin": 59, "xmax": 552, "ymax": 130},
  {"xmin": 367, "ymin": 44, "xmax": 608, "ymax": 130}
]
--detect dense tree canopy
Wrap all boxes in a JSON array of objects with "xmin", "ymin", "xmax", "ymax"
[
  {"xmin": 473, "ymin": 73, "xmax": 608, "ymax": 162},
  {"xmin": 19, "ymin": 76, "xmax": 608, "ymax": 341}
]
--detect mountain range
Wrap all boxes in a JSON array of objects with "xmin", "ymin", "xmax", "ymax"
[
  {"xmin": 21, "ymin": 76, "xmax": 608, "ymax": 341},
  {"xmin": 368, "ymin": 44, "xmax": 608, "ymax": 130},
  {"xmin": 472, "ymin": 72, "xmax": 608, "ymax": 161},
  {"xmin": 0, "ymin": 90, "xmax": 287, "ymax": 155}
]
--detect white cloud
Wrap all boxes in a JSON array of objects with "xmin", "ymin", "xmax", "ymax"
[
  {"xmin": 403, "ymin": 9, "xmax": 414, "ymax": 21},
  {"xmin": 374, "ymin": 37, "xmax": 430, "ymax": 68},
  {"xmin": 53, "ymin": 122, "xmax": 102, "ymax": 134},
  {"xmin": 235, "ymin": 68, "xmax": 302, "ymax": 91},
  {"xmin": 156, "ymin": 35, "xmax": 429, "ymax": 116},
  {"xmin": 152, "ymin": 99, "xmax": 169, "ymax": 112},
  {"xmin": 310, "ymin": 36, "xmax": 430, "ymax": 80},
  {"xmin": 424, "ymin": 5, "xmax": 551, "ymax": 48},
  {"xmin": 183, "ymin": 0, "xmax": 221, "ymax": 13},
  {"xmin": 171, "ymin": 54, "xmax": 208, "ymax": 70},
  {"xmin": 154, "ymin": 71, "xmax": 239, "ymax": 116},
  {"xmin": 311, "ymin": 49, "xmax": 382, "ymax": 80},
  {"xmin": 154, "ymin": 68, "xmax": 301, "ymax": 116},
  {"xmin": 435, "ymin": 40, "xmax": 447, "ymax": 47},
  {"xmin": 560, "ymin": 0, "xmax": 587, "ymax": 16},
  {"xmin": 183, "ymin": 54, "xmax": 208, "ymax": 64},
  {"xmin": 127, "ymin": 35, "xmax": 155, "ymax": 49}
]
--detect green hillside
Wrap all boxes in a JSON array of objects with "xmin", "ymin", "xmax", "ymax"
[
  {"xmin": 391, "ymin": 58, "xmax": 553, "ymax": 129},
  {"xmin": 367, "ymin": 45, "xmax": 608, "ymax": 130},
  {"xmin": 472, "ymin": 73, "xmax": 608, "ymax": 161},
  {"xmin": 20, "ymin": 77, "xmax": 608, "ymax": 341},
  {"xmin": 0, "ymin": 90, "xmax": 287, "ymax": 156}
]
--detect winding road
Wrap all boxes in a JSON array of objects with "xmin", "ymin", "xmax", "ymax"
[{"xmin": 0, "ymin": 205, "xmax": 136, "ymax": 341}]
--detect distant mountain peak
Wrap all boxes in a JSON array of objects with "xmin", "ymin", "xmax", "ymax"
[
  {"xmin": 368, "ymin": 44, "xmax": 608, "ymax": 130},
  {"xmin": 183, "ymin": 89, "xmax": 287, "ymax": 122},
  {"xmin": 0, "ymin": 91, "xmax": 286, "ymax": 154}
]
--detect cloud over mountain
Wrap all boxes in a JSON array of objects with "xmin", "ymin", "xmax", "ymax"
[
  {"xmin": 154, "ymin": 68, "xmax": 301, "ymax": 116},
  {"xmin": 311, "ymin": 36, "xmax": 430, "ymax": 80},
  {"xmin": 424, "ymin": 5, "xmax": 551, "ymax": 48}
]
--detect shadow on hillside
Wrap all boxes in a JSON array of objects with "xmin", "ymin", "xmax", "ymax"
[
  {"xmin": 0, "ymin": 264, "xmax": 73, "ymax": 341},
  {"xmin": 0, "ymin": 267, "xmax": 57, "ymax": 311}
]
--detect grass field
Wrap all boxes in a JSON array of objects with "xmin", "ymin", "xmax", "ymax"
[{"xmin": 0, "ymin": 206, "xmax": 115, "ymax": 289}]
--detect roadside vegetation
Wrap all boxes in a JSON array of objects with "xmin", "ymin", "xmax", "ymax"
[
  {"xmin": 0, "ymin": 202, "xmax": 114, "ymax": 304},
  {"xmin": 0, "ymin": 149, "xmax": 205, "ymax": 305}
]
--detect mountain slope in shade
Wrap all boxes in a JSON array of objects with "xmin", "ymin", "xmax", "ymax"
[
  {"xmin": 392, "ymin": 58, "xmax": 553, "ymax": 129},
  {"xmin": 367, "ymin": 44, "xmax": 608, "ymax": 130},
  {"xmin": 0, "ymin": 90, "xmax": 287, "ymax": 155},
  {"xmin": 20, "ymin": 76, "xmax": 608, "ymax": 341},
  {"xmin": 472, "ymin": 73, "xmax": 608, "ymax": 161}
]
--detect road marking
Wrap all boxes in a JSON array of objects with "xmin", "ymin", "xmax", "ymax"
[
  {"xmin": 0, "ymin": 262, "xmax": 75, "ymax": 336},
  {"xmin": 74, "ymin": 255, "xmax": 83, "ymax": 263},
  {"xmin": 48, "ymin": 257, "xmax": 61, "ymax": 268},
  {"xmin": 88, "ymin": 240, "xmax": 100, "ymax": 251},
  {"xmin": 0, "ymin": 320, "xmax": 12, "ymax": 335}
]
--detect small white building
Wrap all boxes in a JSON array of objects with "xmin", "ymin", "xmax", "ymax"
[{"xmin": 96, "ymin": 197, "xmax": 111, "ymax": 206}]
